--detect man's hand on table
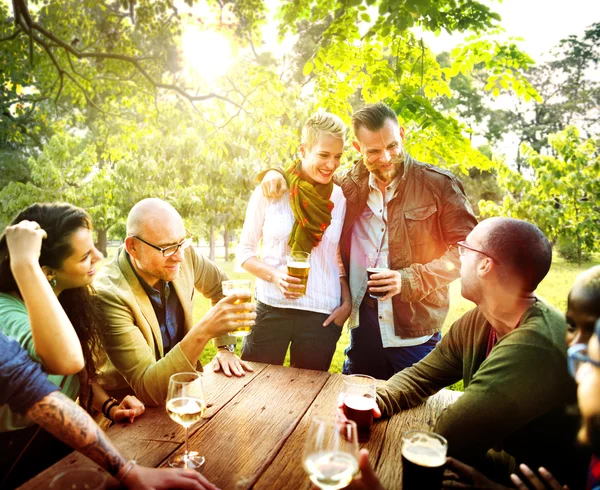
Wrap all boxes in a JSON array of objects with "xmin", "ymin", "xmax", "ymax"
[
  {"xmin": 122, "ymin": 465, "xmax": 220, "ymax": 490},
  {"xmin": 443, "ymin": 458, "xmax": 568, "ymax": 490},
  {"xmin": 212, "ymin": 349, "xmax": 254, "ymax": 377}
]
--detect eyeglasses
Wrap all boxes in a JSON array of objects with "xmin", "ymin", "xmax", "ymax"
[
  {"xmin": 457, "ymin": 240, "xmax": 498, "ymax": 263},
  {"xmin": 130, "ymin": 232, "xmax": 193, "ymax": 257},
  {"xmin": 568, "ymin": 343, "xmax": 600, "ymax": 380}
]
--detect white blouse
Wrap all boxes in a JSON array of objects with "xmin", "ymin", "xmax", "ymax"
[{"xmin": 237, "ymin": 184, "xmax": 347, "ymax": 314}]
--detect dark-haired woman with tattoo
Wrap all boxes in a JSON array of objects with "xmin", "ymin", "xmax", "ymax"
[{"xmin": 0, "ymin": 204, "xmax": 145, "ymax": 487}]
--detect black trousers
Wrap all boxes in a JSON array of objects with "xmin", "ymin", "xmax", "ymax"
[{"xmin": 241, "ymin": 301, "xmax": 342, "ymax": 371}]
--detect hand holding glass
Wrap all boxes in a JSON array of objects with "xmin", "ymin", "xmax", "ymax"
[
  {"xmin": 222, "ymin": 279, "xmax": 254, "ymax": 337},
  {"xmin": 166, "ymin": 372, "xmax": 206, "ymax": 469},
  {"xmin": 287, "ymin": 251, "xmax": 311, "ymax": 296},
  {"xmin": 341, "ymin": 374, "xmax": 377, "ymax": 442},
  {"xmin": 366, "ymin": 252, "xmax": 389, "ymax": 299},
  {"xmin": 303, "ymin": 417, "xmax": 359, "ymax": 490}
]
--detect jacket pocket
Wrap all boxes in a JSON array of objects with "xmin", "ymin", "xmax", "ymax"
[{"xmin": 404, "ymin": 203, "xmax": 439, "ymax": 248}]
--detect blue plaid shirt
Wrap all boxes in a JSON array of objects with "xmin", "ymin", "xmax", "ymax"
[{"xmin": 127, "ymin": 255, "xmax": 184, "ymax": 354}]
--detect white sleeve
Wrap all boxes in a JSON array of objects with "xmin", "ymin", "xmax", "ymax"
[{"xmin": 236, "ymin": 186, "xmax": 268, "ymax": 268}]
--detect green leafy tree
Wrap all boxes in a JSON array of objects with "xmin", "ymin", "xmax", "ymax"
[{"xmin": 480, "ymin": 127, "xmax": 600, "ymax": 265}]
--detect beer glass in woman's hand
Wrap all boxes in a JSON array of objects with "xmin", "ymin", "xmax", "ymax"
[
  {"xmin": 166, "ymin": 372, "xmax": 207, "ymax": 469},
  {"xmin": 303, "ymin": 417, "xmax": 359, "ymax": 490}
]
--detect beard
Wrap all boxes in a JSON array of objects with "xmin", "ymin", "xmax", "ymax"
[{"xmin": 366, "ymin": 155, "xmax": 404, "ymax": 185}]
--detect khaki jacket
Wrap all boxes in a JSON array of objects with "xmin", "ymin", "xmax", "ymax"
[
  {"xmin": 95, "ymin": 246, "xmax": 233, "ymax": 406},
  {"xmin": 338, "ymin": 155, "xmax": 477, "ymax": 338}
]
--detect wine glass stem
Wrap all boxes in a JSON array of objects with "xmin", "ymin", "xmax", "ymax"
[{"xmin": 184, "ymin": 426, "xmax": 189, "ymax": 467}]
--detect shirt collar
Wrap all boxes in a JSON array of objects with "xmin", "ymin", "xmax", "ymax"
[
  {"xmin": 368, "ymin": 170, "xmax": 402, "ymax": 196},
  {"xmin": 126, "ymin": 253, "xmax": 169, "ymax": 298}
]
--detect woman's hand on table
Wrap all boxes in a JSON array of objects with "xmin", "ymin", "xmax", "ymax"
[{"xmin": 111, "ymin": 395, "xmax": 145, "ymax": 423}]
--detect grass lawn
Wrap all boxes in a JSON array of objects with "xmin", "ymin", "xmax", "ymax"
[{"xmin": 194, "ymin": 253, "xmax": 600, "ymax": 373}]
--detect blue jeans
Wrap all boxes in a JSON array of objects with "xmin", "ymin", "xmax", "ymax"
[
  {"xmin": 241, "ymin": 301, "xmax": 342, "ymax": 371},
  {"xmin": 342, "ymin": 300, "xmax": 441, "ymax": 380}
]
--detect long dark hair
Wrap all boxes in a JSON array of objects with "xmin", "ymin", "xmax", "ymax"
[{"xmin": 0, "ymin": 203, "xmax": 103, "ymax": 412}]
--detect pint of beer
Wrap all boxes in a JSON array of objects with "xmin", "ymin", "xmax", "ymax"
[
  {"xmin": 287, "ymin": 251, "xmax": 310, "ymax": 296},
  {"xmin": 365, "ymin": 252, "xmax": 388, "ymax": 299},
  {"xmin": 341, "ymin": 374, "xmax": 377, "ymax": 442},
  {"xmin": 222, "ymin": 279, "xmax": 253, "ymax": 337},
  {"xmin": 401, "ymin": 430, "xmax": 447, "ymax": 490}
]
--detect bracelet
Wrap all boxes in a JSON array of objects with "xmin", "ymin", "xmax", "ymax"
[
  {"xmin": 102, "ymin": 397, "xmax": 119, "ymax": 421},
  {"xmin": 117, "ymin": 460, "xmax": 136, "ymax": 483},
  {"xmin": 101, "ymin": 397, "xmax": 116, "ymax": 417}
]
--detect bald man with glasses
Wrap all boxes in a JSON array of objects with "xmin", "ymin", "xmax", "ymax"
[{"xmin": 95, "ymin": 198, "xmax": 256, "ymax": 406}]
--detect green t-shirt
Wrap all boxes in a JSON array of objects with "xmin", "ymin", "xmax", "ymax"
[{"xmin": 0, "ymin": 293, "xmax": 80, "ymax": 432}]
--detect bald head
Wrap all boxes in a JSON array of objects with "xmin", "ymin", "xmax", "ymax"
[{"xmin": 126, "ymin": 198, "xmax": 183, "ymax": 237}]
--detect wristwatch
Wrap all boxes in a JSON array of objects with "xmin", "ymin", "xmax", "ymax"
[{"xmin": 218, "ymin": 344, "xmax": 236, "ymax": 353}]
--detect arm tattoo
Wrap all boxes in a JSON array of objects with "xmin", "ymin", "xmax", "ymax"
[{"xmin": 26, "ymin": 392, "xmax": 126, "ymax": 476}]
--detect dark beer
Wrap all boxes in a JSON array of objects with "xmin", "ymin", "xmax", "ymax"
[
  {"xmin": 401, "ymin": 443, "xmax": 446, "ymax": 490},
  {"xmin": 287, "ymin": 261, "xmax": 310, "ymax": 296},
  {"xmin": 342, "ymin": 395, "xmax": 375, "ymax": 442},
  {"xmin": 367, "ymin": 267, "xmax": 387, "ymax": 298}
]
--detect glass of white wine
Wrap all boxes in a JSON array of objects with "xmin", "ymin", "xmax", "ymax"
[
  {"xmin": 302, "ymin": 417, "xmax": 359, "ymax": 490},
  {"xmin": 166, "ymin": 372, "xmax": 207, "ymax": 469}
]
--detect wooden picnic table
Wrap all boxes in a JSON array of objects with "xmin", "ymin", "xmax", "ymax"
[{"xmin": 18, "ymin": 363, "xmax": 461, "ymax": 490}]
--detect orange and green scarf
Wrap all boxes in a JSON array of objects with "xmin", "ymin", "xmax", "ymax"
[{"xmin": 286, "ymin": 160, "xmax": 335, "ymax": 253}]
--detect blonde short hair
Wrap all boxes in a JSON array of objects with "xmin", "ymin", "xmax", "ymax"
[{"xmin": 301, "ymin": 111, "xmax": 346, "ymax": 151}]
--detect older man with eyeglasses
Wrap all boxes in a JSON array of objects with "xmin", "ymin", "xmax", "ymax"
[
  {"xmin": 371, "ymin": 217, "xmax": 589, "ymax": 488},
  {"xmin": 95, "ymin": 198, "xmax": 256, "ymax": 407}
]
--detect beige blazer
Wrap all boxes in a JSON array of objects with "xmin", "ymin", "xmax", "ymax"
[{"xmin": 95, "ymin": 246, "xmax": 233, "ymax": 406}]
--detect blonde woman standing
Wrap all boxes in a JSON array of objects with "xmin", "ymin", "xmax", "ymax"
[{"xmin": 237, "ymin": 112, "xmax": 350, "ymax": 371}]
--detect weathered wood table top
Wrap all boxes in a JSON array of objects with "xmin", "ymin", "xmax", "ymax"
[{"xmin": 18, "ymin": 363, "xmax": 461, "ymax": 490}]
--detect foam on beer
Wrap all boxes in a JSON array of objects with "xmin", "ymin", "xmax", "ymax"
[
  {"xmin": 288, "ymin": 261, "xmax": 310, "ymax": 270},
  {"xmin": 402, "ymin": 437, "xmax": 446, "ymax": 468},
  {"xmin": 344, "ymin": 394, "xmax": 375, "ymax": 411}
]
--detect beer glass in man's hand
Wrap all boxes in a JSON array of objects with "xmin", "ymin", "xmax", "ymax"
[
  {"xmin": 303, "ymin": 417, "xmax": 359, "ymax": 490},
  {"xmin": 366, "ymin": 252, "xmax": 389, "ymax": 299},
  {"xmin": 222, "ymin": 279, "xmax": 254, "ymax": 337},
  {"xmin": 287, "ymin": 251, "xmax": 311, "ymax": 296},
  {"xmin": 341, "ymin": 375, "xmax": 377, "ymax": 442},
  {"xmin": 401, "ymin": 430, "xmax": 447, "ymax": 490},
  {"xmin": 166, "ymin": 372, "xmax": 207, "ymax": 469}
]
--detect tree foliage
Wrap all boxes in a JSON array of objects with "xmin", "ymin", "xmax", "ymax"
[{"xmin": 480, "ymin": 127, "xmax": 600, "ymax": 264}]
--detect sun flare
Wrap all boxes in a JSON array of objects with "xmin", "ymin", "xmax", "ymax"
[{"xmin": 181, "ymin": 27, "xmax": 233, "ymax": 81}]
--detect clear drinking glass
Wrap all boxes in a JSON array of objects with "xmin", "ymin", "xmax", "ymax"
[
  {"xmin": 166, "ymin": 372, "xmax": 207, "ymax": 469},
  {"xmin": 222, "ymin": 279, "xmax": 254, "ymax": 337},
  {"xmin": 49, "ymin": 469, "xmax": 106, "ymax": 490},
  {"xmin": 365, "ymin": 252, "xmax": 389, "ymax": 299},
  {"xmin": 341, "ymin": 374, "xmax": 377, "ymax": 442},
  {"xmin": 287, "ymin": 251, "xmax": 311, "ymax": 296},
  {"xmin": 302, "ymin": 417, "xmax": 359, "ymax": 490}
]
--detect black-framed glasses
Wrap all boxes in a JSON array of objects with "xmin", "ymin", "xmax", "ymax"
[
  {"xmin": 457, "ymin": 240, "xmax": 498, "ymax": 263},
  {"xmin": 130, "ymin": 232, "xmax": 193, "ymax": 257},
  {"xmin": 568, "ymin": 343, "xmax": 600, "ymax": 380}
]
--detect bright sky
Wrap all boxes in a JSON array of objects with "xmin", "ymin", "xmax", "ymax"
[{"xmin": 419, "ymin": 0, "xmax": 600, "ymax": 62}]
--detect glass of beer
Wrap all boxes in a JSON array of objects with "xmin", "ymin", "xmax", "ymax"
[
  {"xmin": 302, "ymin": 417, "xmax": 359, "ymax": 490},
  {"xmin": 366, "ymin": 252, "xmax": 388, "ymax": 299},
  {"xmin": 167, "ymin": 372, "xmax": 207, "ymax": 469},
  {"xmin": 401, "ymin": 430, "xmax": 447, "ymax": 490},
  {"xmin": 222, "ymin": 279, "xmax": 253, "ymax": 337},
  {"xmin": 341, "ymin": 374, "xmax": 377, "ymax": 442},
  {"xmin": 287, "ymin": 251, "xmax": 310, "ymax": 296}
]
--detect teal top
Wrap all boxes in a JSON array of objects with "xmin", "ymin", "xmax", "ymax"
[{"xmin": 0, "ymin": 293, "xmax": 80, "ymax": 432}]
